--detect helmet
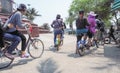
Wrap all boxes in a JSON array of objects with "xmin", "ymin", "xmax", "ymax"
[
  {"xmin": 17, "ymin": 4, "xmax": 27, "ymax": 11},
  {"xmin": 56, "ymin": 14, "xmax": 61, "ymax": 19},
  {"xmin": 79, "ymin": 10, "xmax": 84, "ymax": 14}
]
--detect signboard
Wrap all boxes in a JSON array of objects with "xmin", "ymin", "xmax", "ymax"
[{"xmin": 111, "ymin": 0, "xmax": 120, "ymax": 11}]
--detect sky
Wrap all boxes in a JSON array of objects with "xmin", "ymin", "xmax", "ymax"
[{"xmin": 14, "ymin": 0, "xmax": 73, "ymax": 26}]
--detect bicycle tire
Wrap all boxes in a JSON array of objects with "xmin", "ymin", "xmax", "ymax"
[
  {"xmin": 0, "ymin": 51, "xmax": 13, "ymax": 69},
  {"xmin": 57, "ymin": 40, "xmax": 63, "ymax": 51},
  {"xmin": 94, "ymin": 40, "xmax": 99, "ymax": 48},
  {"xmin": 28, "ymin": 39, "xmax": 44, "ymax": 59},
  {"xmin": 77, "ymin": 47, "xmax": 85, "ymax": 56},
  {"xmin": 56, "ymin": 45, "xmax": 59, "ymax": 51},
  {"xmin": 60, "ymin": 40, "xmax": 63, "ymax": 46}
]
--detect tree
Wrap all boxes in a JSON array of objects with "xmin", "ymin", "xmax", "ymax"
[
  {"xmin": 26, "ymin": 8, "xmax": 41, "ymax": 22},
  {"xmin": 41, "ymin": 23, "xmax": 50, "ymax": 30},
  {"xmin": 66, "ymin": 0, "xmax": 114, "ymax": 28}
]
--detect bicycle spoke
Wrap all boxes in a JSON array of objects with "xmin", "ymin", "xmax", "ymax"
[
  {"xmin": 28, "ymin": 39, "xmax": 44, "ymax": 59},
  {"xmin": 0, "ymin": 54, "xmax": 13, "ymax": 69}
]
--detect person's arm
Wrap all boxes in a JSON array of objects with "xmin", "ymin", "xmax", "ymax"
[
  {"xmin": 15, "ymin": 13, "xmax": 26, "ymax": 28},
  {"xmin": 51, "ymin": 20, "xmax": 55, "ymax": 28},
  {"xmin": 84, "ymin": 18, "xmax": 89, "ymax": 26},
  {"xmin": 64, "ymin": 23, "xmax": 66, "ymax": 29},
  {"xmin": 76, "ymin": 19, "xmax": 79, "ymax": 28}
]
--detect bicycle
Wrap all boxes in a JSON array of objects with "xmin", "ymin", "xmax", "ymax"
[
  {"xmin": 103, "ymin": 30, "xmax": 119, "ymax": 44},
  {"xmin": 76, "ymin": 29, "xmax": 88, "ymax": 56},
  {"xmin": 76, "ymin": 29, "xmax": 99, "ymax": 56},
  {"xmin": 0, "ymin": 25, "xmax": 44, "ymax": 69},
  {"xmin": 98, "ymin": 31, "xmax": 105, "ymax": 45},
  {"xmin": 76, "ymin": 37, "xmax": 98, "ymax": 56},
  {"xmin": 54, "ymin": 34, "xmax": 63, "ymax": 51}
]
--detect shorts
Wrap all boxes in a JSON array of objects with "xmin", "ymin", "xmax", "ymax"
[
  {"xmin": 76, "ymin": 29, "xmax": 88, "ymax": 35},
  {"xmin": 87, "ymin": 30, "xmax": 94, "ymax": 38},
  {"xmin": 76, "ymin": 29, "xmax": 88, "ymax": 42}
]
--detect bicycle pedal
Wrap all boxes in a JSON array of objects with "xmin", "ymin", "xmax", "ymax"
[{"xmin": 11, "ymin": 52, "xmax": 17, "ymax": 55}]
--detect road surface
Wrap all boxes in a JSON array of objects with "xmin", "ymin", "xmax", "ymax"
[{"xmin": 0, "ymin": 33, "xmax": 120, "ymax": 73}]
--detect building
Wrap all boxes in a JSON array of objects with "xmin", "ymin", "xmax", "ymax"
[{"xmin": 0, "ymin": 0, "xmax": 50, "ymax": 36}]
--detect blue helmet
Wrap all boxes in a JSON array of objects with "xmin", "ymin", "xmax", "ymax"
[
  {"xmin": 56, "ymin": 14, "xmax": 61, "ymax": 19},
  {"xmin": 17, "ymin": 4, "xmax": 27, "ymax": 11}
]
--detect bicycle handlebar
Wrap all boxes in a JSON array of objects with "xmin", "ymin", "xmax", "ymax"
[{"xmin": 24, "ymin": 25, "xmax": 32, "ymax": 37}]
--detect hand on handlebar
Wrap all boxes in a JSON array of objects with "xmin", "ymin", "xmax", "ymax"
[{"xmin": 25, "ymin": 23, "xmax": 32, "ymax": 28}]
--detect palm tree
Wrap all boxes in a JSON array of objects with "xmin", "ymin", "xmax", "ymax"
[{"xmin": 26, "ymin": 8, "xmax": 41, "ymax": 22}]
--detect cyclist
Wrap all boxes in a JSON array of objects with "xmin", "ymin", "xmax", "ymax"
[
  {"xmin": 3, "ymin": 4, "xmax": 31, "ymax": 59},
  {"xmin": 87, "ymin": 11, "xmax": 97, "ymax": 47},
  {"xmin": 51, "ymin": 14, "xmax": 63, "ymax": 47},
  {"xmin": 108, "ymin": 25, "xmax": 117, "ymax": 44},
  {"xmin": 95, "ymin": 14, "xmax": 105, "ymax": 42},
  {"xmin": 61, "ymin": 18, "xmax": 66, "ymax": 39},
  {"xmin": 76, "ymin": 10, "xmax": 89, "ymax": 53}
]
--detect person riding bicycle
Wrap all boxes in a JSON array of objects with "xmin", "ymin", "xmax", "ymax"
[
  {"xmin": 76, "ymin": 10, "xmax": 89, "ymax": 53},
  {"xmin": 61, "ymin": 18, "xmax": 66, "ymax": 39},
  {"xmin": 87, "ymin": 11, "xmax": 97, "ymax": 47},
  {"xmin": 95, "ymin": 15, "xmax": 105, "ymax": 32},
  {"xmin": 95, "ymin": 14, "xmax": 105, "ymax": 42},
  {"xmin": 51, "ymin": 14, "xmax": 63, "ymax": 47},
  {"xmin": 108, "ymin": 25, "xmax": 117, "ymax": 44},
  {"xmin": 3, "ymin": 4, "xmax": 31, "ymax": 59}
]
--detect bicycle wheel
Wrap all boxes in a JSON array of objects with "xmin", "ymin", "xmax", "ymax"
[
  {"xmin": 28, "ymin": 39, "xmax": 44, "ymax": 59},
  {"xmin": 94, "ymin": 40, "xmax": 99, "ymax": 48},
  {"xmin": 0, "ymin": 50, "xmax": 13, "ymax": 69},
  {"xmin": 56, "ymin": 45, "xmax": 59, "ymax": 51},
  {"xmin": 77, "ymin": 46, "xmax": 85, "ymax": 56},
  {"xmin": 60, "ymin": 40, "xmax": 63, "ymax": 46}
]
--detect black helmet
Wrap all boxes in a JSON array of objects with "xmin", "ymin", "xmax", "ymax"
[
  {"xmin": 56, "ymin": 14, "xmax": 61, "ymax": 19},
  {"xmin": 17, "ymin": 4, "xmax": 27, "ymax": 11},
  {"xmin": 79, "ymin": 10, "xmax": 84, "ymax": 14}
]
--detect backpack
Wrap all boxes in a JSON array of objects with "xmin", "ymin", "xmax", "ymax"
[
  {"xmin": 96, "ymin": 19, "xmax": 104, "ymax": 31},
  {"xmin": 96, "ymin": 19, "xmax": 102, "ymax": 28}
]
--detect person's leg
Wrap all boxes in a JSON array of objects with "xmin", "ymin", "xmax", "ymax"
[
  {"xmin": 9, "ymin": 30, "xmax": 29, "ymax": 58},
  {"xmin": 10, "ymin": 30, "xmax": 26, "ymax": 52},
  {"xmin": 54, "ymin": 31, "xmax": 57, "ymax": 46},
  {"xmin": 87, "ymin": 31, "xmax": 92, "ymax": 46},
  {"xmin": 4, "ymin": 33, "xmax": 21, "ymax": 54},
  {"xmin": 76, "ymin": 34, "xmax": 83, "ymax": 54},
  {"xmin": 4, "ymin": 33, "xmax": 21, "ymax": 59},
  {"xmin": 111, "ymin": 34, "xmax": 117, "ymax": 44}
]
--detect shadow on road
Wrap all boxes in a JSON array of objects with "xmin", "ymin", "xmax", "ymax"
[
  {"xmin": 48, "ymin": 45, "xmax": 57, "ymax": 52},
  {"xmin": 37, "ymin": 58, "xmax": 62, "ymax": 73},
  {"xmin": 67, "ymin": 47, "xmax": 99, "ymax": 58},
  {"xmin": 0, "ymin": 58, "xmax": 34, "ymax": 71},
  {"xmin": 90, "ymin": 62, "xmax": 118, "ymax": 71},
  {"xmin": 90, "ymin": 45, "xmax": 120, "ymax": 71}
]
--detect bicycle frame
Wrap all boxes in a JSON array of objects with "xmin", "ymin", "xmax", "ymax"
[{"xmin": 24, "ymin": 26, "xmax": 34, "ymax": 50}]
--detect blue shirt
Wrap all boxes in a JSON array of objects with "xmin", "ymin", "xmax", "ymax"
[
  {"xmin": 51, "ymin": 19, "xmax": 63, "ymax": 30},
  {"xmin": 3, "ymin": 11, "xmax": 25, "ymax": 32}
]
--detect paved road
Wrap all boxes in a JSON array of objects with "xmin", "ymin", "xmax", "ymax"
[{"xmin": 0, "ymin": 33, "xmax": 120, "ymax": 73}]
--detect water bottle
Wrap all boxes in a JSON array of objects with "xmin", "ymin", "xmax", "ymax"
[{"xmin": 56, "ymin": 38, "xmax": 59, "ymax": 45}]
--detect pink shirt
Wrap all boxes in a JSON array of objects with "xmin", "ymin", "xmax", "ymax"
[{"xmin": 87, "ymin": 15, "xmax": 96, "ymax": 34}]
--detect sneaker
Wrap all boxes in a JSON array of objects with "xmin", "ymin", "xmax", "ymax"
[
  {"xmin": 4, "ymin": 52, "xmax": 14, "ymax": 60},
  {"xmin": 21, "ymin": 53, "xmax": 29, "ymax": 58}
]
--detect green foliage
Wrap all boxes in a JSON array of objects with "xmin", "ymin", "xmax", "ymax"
[
  {"xmin": 66, "ymin": 0, "xmax": 114, "ymax": 28},
  {"xmin": 26, "ymin": 8, "xmax": 41, "ymax": 21},
  {"xmin": 41, "ymin": 23, "xmax": 50, "ymax": 30},
  {"xmin": 104, "ymin": 20, "xmax": 111, "ymax": 28}
]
